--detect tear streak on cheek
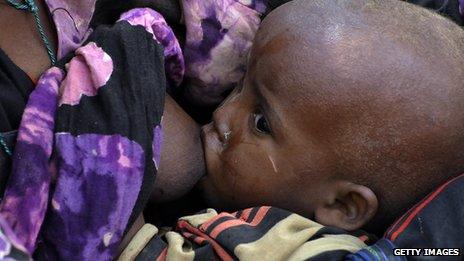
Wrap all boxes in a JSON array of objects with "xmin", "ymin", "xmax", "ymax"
[{"xmin": 268, "ymin": 155, "xmax": 278, "ymax": 173}]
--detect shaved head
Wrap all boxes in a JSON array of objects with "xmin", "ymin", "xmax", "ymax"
[
  {"xmin": 201, "ymin": 0, "xmax": 464, "ymax": 233},
  {"xmin": 259, "ymin": 0, "xmax": 464, "ymax": 229}
]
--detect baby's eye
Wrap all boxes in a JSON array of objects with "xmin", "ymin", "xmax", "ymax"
[{"xmin": 253, "ymin": 112, "xmax": 270, "ymax": 134}]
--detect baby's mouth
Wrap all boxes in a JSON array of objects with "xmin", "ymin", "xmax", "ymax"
[
  {"xmin": 200, "ymin": 123, "xmax": 214, "ymax": 148},
  {"xmin": 200, "ymin": 123, "xmax": 218, "ymax": 175},
  {"xmin": 200, "ymin": 122, "xmax": 230, "ymax": 179},
  {"xmin": 201, "ymin": 122, "xmax": 228, "ymax": 151}
]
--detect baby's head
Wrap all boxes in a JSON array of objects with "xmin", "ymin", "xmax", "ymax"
[{"xmin": 201, "ymin": 0, "xmax": 464, "ymax": 233}]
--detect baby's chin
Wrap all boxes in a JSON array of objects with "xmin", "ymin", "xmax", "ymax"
[
  {"xmin": 196, "ymin": 141, "xmax": 220, "ymax": 208},
  {"xmin": 196, "ymin": 157, "xmax": 237, "ymax": 212}
]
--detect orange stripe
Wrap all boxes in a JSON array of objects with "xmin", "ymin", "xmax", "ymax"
[
  {"xmin": 193, "ymin": 236, "xmax": 206, "ymax": 245},
  {"xmin": 182, "ymin": 232, "xmax": 205, "ymax": 244},
  {"xmin": 181, "ymin": 231, "xmax": 206, "ymax": 245},
  {"xmin": 155, "ymin": 247, "xmax": 167, "ymax": 261},
  {"xmin": 178, "ymin": 220, "xmax": 233, "ymax": 261},
  {"xmin": 249, "ymin": 206, "xmax": 271, "ymax": 226},
  {"xmin": 239, "ymin": 208, "xmax": 252, "ymax": 221},
  {"xmin": 385, "ymin": 208, "xmax": 411, "ymax": 237},
  {"xmin": 388, "ymin": 174, "xmax": 464, "ymax": 241},
  {"xmin": 200, "ymin": 212, "xmax": 234, "ymax": 231},
  {"xmin": 182, "ymin": 232, "xmax": 194, "ymax": 238},
  {"xmin": 210, "ymin": 219, "xmax": 248, "ymax": 238},
  {"xmin": 384, "ymin": 190, "xmax": 426, "ymax": 238},
  {"xmin": 358, "ymin": 235, "xmax": 368, "ymax": 242},
  {"xmin": 209, "ymin": 207, "xmax": 271, "ymax": 239}
]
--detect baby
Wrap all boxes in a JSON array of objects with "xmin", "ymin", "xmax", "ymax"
[
  {"xmin": 2, "ymin": 0, "xmax": 463, "ymax": 259},
  {"xmin": 200, "ymin": 0, "xmax": 464, "ymax": 236},
  {"xmin": 119, "ymin": 2, "xmax": 464, "ymax": 258}
]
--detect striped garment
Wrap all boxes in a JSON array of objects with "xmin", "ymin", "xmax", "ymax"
[
  {"xmin": 120, "ymin": 173, "xmax": 464, "ymax": 260},
  {"xmin": 119, "ymin": 207, "xmax": 373, "ymax": 260},
  {"xmin": 348, "ymin": 173, "xmax": 464, "ymax": 261}
]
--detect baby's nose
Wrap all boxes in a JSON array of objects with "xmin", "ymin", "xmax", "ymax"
[
  {"xmin": 212, "ymin": 90, "xmax": 243, "ymax": 143},
  {"xmin": 212, "ymin": 108, "xmax": 232, "ymax": 145}
]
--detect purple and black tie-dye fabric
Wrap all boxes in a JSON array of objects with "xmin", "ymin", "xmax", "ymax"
[
  {"xmin": 0, "ymin": 9, "xmax": 180, "ymax": 260},
  {"xmin": 44, "ymin": 0, "xmax": 96, "ymax": 59},
  {"xmin": 40, "ymin": 0, "xmax": 267, "ymax": 106},
  {"xmin": 119, "ymin": 8, "xmax": 185, "ymax": 88},
  {"xmin": 42, "ymin": 134, "xmax": 145, "ymax": 260},
  {"xmin": 0, "ymin": 67, "xmax": 64, "ymax": 256},
  {"xmin": 182, "ymin": 0, "xmax": 267, "ymax": 105}
]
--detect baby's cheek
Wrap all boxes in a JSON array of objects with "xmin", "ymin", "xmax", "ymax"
[
  {"xmin": 209, "ymin": 128, "xmax": 282, "ymax": 203},
  {"xmin": 226, "ymin": 148, "xmax": 277, "ymax": 194},
  {"xmin": 210, "ymin": 152, "xmax": 250, "ymax": 194}
]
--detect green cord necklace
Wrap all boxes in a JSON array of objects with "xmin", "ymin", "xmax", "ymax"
[
  {"xmin": 1, "ymin": 0, "xmax": 57, "ymax": 157},
  {"xmin": 0, "ymin": 133, "xmax": 12, "ymax": 156},
  {"xmin": 5, "ymin": 0, "xmax": 56, "ymax": 64}
]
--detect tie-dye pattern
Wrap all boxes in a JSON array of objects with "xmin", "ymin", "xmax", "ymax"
[
  {"xmin": 237, "ymin": 0, "xmax": 267, "ymax": 13},
  {"xmin": 0, "ymin": 9, "xmax": 176, "ymax": 260},
  {"xmin": 59, "ymin": 42, "xmax": 113, "ymax": 106},
  {"xmin": 44, "ymin": 0, "xmax": 96, "ymax": 59},
  {"xmin": 119, "ymin": 8, "xmax": 185, "ymax": 88},
  {"xmin": 182, "ymin": 0, "xmax": 266, "ymax": 105},
  {"xmin": 0, "ymin": 218, "xmax": 30, "ymax": 260},
  {"xmin": 0, "ymin": 2, "xmax": 273, "ymax": 258},
  {"xmin": 0, "ymin": 229, "xmax": 11, "ymax": 258},
  {"xmin": 0, "ymin": 67, "xmax": 64, "ymax": 254},
  {"xmin": 41, "ymin": 133, "xmax": 145, "ymax": 260},
  {"xmin": 42, "ymin": 0, "xmax": 266, "ymax": 106}
]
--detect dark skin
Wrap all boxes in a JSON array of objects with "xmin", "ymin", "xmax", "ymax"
[
  {"xmin": 0, "ymin": 0, "xmax": 181, "ymax": 81},
  {"xmin": 5, "ymin": 0, "xmax": 464, "ymax": 250},
  {"xmin": 1, "ymin": 0, "xmax": 205, "ymax": 252},
  {"xmin": 0, "ymin": 1, "xmax": 204, "ymax": 201},
  {"xmin": 201, "ymin": 0, "xmax": 464, "ymax": 234},
  {"xmin": 0, "ymin": 0, "xmax": 57, "ymax": 82}
]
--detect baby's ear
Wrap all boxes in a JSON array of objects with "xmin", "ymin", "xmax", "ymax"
[{"xmin": 314, "ymin": 181, "xmax": 378, "ymax": 231}]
